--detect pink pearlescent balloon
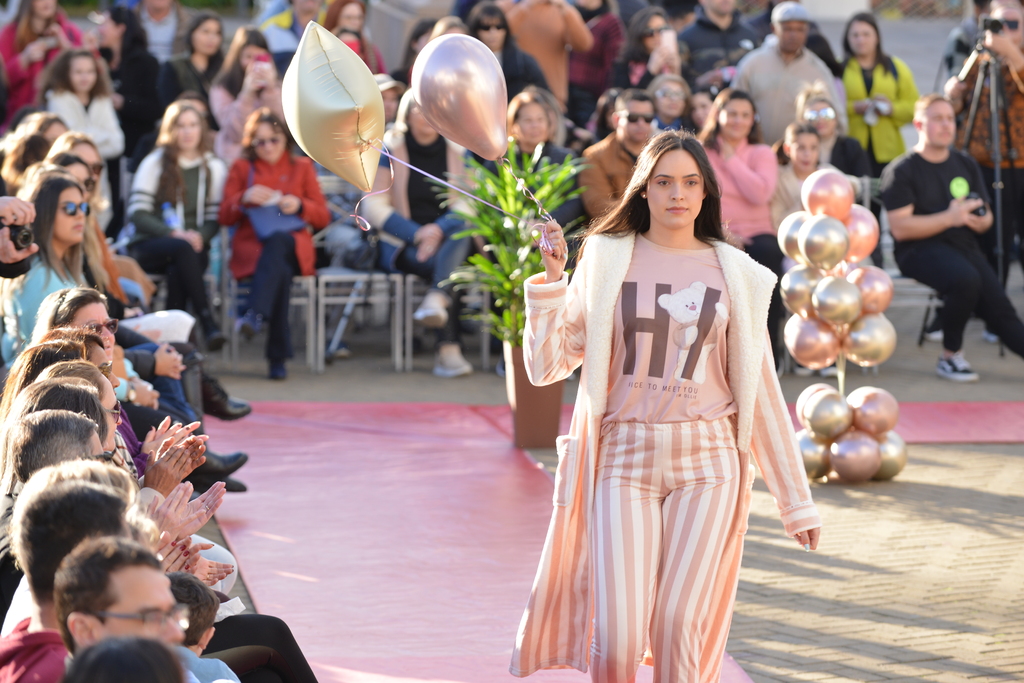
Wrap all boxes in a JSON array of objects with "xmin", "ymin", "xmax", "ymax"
[
  {"xmin": 802, "ymin": 168, "xmax": 855, "ymax": 222},
  {"xmin": 830, "ymin": 429, "xmax": 882, "ymax": 482},
  {"xmin": 846, "ymin": 265, "xmax": 894, "ymax": 315},
  {"xmin": 844, "ymin": 204, "xmax": 880, "ymax": 263}
]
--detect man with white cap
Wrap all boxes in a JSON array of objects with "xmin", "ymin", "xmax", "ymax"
[{"xmin": 732, "ymin": 1, "xmax": 845, "ymax": 144}]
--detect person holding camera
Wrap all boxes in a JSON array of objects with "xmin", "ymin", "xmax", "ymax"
[
  {"xmin": 945, "ymin": 1, "xmax": 1024, "ymax": 291},
  {"xmin": 0, "ymin": 197, "xmax": 39, "ymax": 280},
  {"xmin": 880, "ymin": 95, "xmax": 1024, "ymax": 382}
]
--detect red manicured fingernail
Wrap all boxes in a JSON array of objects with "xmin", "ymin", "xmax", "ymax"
[
  {"xmin": 171, "ymin": 541, "xmax": 178, "ymax": 548},
  {"xmin": 183, "ymin": 550, "xmax": 189, "ymax": 557},
  {"xmin": 184, "ymin": 563, "xmax": 190, "ymax": 570}
]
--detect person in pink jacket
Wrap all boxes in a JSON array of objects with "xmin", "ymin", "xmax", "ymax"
[
  {"xmin": 0, "ymin": 0, "xmax": 82, "ymax": 131},
  {"xmin": 512, "ymin": 130, "xmax": 820, "ymax": 683},
  {"xmin": 699, "ymin": 88, "xmax": 783, "ymax": 367}
]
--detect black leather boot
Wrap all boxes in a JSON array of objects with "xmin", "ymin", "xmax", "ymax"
[
  {"xmin": 192, "ymin": 450, "xmax": 248, "ymax": 477},
  {"xmin": 201, "ymin": 374, "xmax": 252, "ymax": 420}
]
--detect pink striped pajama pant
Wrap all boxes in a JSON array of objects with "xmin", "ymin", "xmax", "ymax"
[{"xmin": 590, "ymin": 416, "xmax": 742, "ymax": 683}]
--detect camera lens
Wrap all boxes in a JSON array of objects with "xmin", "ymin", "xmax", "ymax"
[{"xmin": 10, "ymin": 226, "xmax": 34, "ymax": 250}]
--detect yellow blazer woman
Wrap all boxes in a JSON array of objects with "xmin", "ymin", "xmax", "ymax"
[{"xmin": 842, "ymin": 56, "xmax": 919, "ymax": 165}]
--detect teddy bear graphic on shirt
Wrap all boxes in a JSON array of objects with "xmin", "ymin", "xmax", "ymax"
[{"xmin": 657, "ymin": 281, "xmax": 728, "ymax": 384}]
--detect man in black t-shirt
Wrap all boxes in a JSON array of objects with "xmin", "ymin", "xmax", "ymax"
[{"xmin": 881, "ymin": 94, "xmax": 1024, "ymax": 381}]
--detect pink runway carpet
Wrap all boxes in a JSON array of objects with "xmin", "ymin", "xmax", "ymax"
[
  {"xmin": 209, "ymin": 402, "xmax": 752, "ymax": 683},
  {"xmin": 475, "ymin": 402, "xmax": 1024, "ymax": 445}
]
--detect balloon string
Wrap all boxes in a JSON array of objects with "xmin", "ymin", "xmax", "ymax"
[
  {"xmin": 364, "ymin": 142, "xmax": 553, "ymax": 247},
  {"xmin": 499, "ymin": 156, "xmax": 553, "ymax": 252},
  {"xmin": 351, "ymin": 153, "xmax": 395, "ymax": 232}
]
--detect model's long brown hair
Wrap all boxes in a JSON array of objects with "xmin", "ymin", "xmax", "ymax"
[
  {"xmin": 584, "ymin": 130, "xmax": 724, "ymax": 252},
  {"xmin": 153, "ymin": 102, "xmax": 213, "ymax": 206}
]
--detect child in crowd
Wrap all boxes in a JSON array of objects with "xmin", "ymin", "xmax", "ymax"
[
  {"xmin": 689, "ymin": 86, "xmax": 714, "ymax": 133},
  {"xmin": 41, "ymin": 49, "xmax": 124, "ymax": 165},
  {"xmin": 168, "ymin": 572, "xmax": 241, "ymax": 683},
  {"xmin": 771, "ymin": 122, "xmax": 824, "ymax": 231}
]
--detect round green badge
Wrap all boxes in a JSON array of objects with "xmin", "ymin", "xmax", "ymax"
[{"xmin": 950, "ymin": 177, "xmax": 970, "ymax": 199}]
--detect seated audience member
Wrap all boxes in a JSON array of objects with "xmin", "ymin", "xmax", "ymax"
[
  {"xmin": 505, "ymin": 0, "xmax": 593, "ymax": 109},
  {"xmin": 612, "ymin": 8, "xmax": 681, "ymax": 91},
  {"xmin": 467, "ymin": 3, "xmax": 548, "ymax": 101},
  {"xmin": 128, "ymin": 101, "xmax": 227, "ymax": 351},
  {"xmin": 677, "ymin": 0, "xmax": 759, "ymax": 90},
  {"xmin": 157, "ymin": 12, "xmax": 225, "ymax": 111},
  {"xmin": 135, "ymin": 0, "xmax": 194, "ymax": 63},
  {"xmin": 218, "ymin": 109, "xmax": 329, "ymax": 381},
  {"xmin": 0, "ymin": 134, "xmax": 50, "ymax": 195},
  {"xmin": 946, "ymin": 0, "xmax": 1024, "ymax": 286},
  {"xmin": 31, "ymin": 288, "xmax": 250, "ymax": 492},
  {"xmin": 771, "ymin": 122, "xmax": 824, "ymax": 230},
  {"xmin": 498, "ymin": 87, "xmax": 584, "ymax": 229},
  {"xmin": 427, "ymin": 16, "xmax": 469, "ymax": 40},
  {"xmin": 732, "ymin": 1, "xmax": 844, "ymax": 145},
  {"xmin": 40, "ymin": 50, "xmax": 124, "ymax": 178},
  {"xmin": 688, "ymin": 85, "xmax": 714, "ymax": 131},
  {"xmin": 0, "ymin": 0, "xmax": 82, "ymax": 131},
  {"xmin": 210, "ymin": 27, "xmax": 283, "ymax": 167},
  {"xmin": 747, "ymin": 0, "xmax": 842, "ymax": 76},
  {"xmin": 167, "ymin": 572, "xmax": 240, "ymax": 683},
  {"xmin": 566, "ymin": 0, "xmax": 624, "ymax": 128},
  {"xmin": 45, "ymin": 132, "xmax": 115, "ymax": 239},
  {"xmin": 796, "ymin": 84, "xmax": 870, "ymax": 178},
  {"xmin": 579, "ymin": 89, "xmax": 656, "ymax": 221},
  {"xmin": 324, "ymin": 0, "xmax": 384, "ymax": 73},
  {"xmin": 390, "ymin": 18, "xmax": 434, "ymax": 87},
  {"xmin": 0, "ymin": 339, "xmax": 89, "ymax": 421},
  {"xmin": 361, "ymin": 91, "xmax": 473, "ymax": 378},
  {"xmin": 55, "ymin": 537, "xmax": 185, "ymax": 653},
  {"xmin": 96, "ymin": 6, "xmax": 163, "ymax": 232},
  {"xmin": 0, "ymin": 173, "xmax": 89, "ymax": 359},
  {"xmin": 63, "ymin": 637, "xmax": 185, "ymax": 683},
  {"xmin": 0, "ymin": 479, "xmax": 129, "ymax": 681},
  {"xmin": 260, "ymin": 0, "xmax": 323, "ymax": 73},
  {"xmin": 699, "ymin": 88, "xmax": 783, "ymax": 363},
  {"xmin": 375, "ymin": 75, "xmax": 404, "ymax": 129},
  {"xmin": 9, "ymin": 112, "xmax": 67, "ymax": 146},
  {"xmin": 589, "ymin": 86, "xmax": 622, "ymax": 142},
  {"xmin": 880, "ymin": 95, "xmax": 1024, "ymax": 381},
  {"xmin": 647, "ymin": 73, "xmax": 693, "ymax": 131}
]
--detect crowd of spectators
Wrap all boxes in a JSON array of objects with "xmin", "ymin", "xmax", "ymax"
[{"xmin": 0, "ymin": 0, "xmax": 1021, "ymax": 678}]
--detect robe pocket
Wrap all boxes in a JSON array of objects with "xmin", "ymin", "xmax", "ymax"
[{"xmin": 553, "ymin": 435, "xmax": 578, "ymax": 507}]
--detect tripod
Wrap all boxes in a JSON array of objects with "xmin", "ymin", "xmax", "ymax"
[{"xmin": 960, "ymin": 44, "xmax": 1013, "ymax": 357}]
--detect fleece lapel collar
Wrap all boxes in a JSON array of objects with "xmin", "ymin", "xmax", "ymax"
[
  {"xmin": 714, "ymin": 241, "xmax": 776, "ymax": 450},
  {"xmin": 584, "ymin": 233, "xmax": 635, "ymax": 418}
]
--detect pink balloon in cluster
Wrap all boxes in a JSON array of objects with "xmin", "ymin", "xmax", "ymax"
[
  {"xmin": 844, "ymin": 204, "xmax": 880, "ymax": 263},
  {"xmin": 830, "ymin": 430, "xmax": 882, "ymax": 482},
  {"xmin": 802, "ymin": 168, "xmax": 855, "ymax": 222},
  {"xmin": 846, "ymin": 266, "xmax": 894, "ymax": 315}
]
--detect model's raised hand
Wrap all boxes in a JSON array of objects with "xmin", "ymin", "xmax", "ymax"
[{"xmin": 538, "ymin": 220, "xmax": 568, "ymax": 284}]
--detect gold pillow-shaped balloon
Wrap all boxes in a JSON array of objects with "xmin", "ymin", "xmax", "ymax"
[{"xmin": 282, "ymin": 22, "xmax": 384, "ymax": 192}]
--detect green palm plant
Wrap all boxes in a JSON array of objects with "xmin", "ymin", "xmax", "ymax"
[{"xmin": 446, "ymin": 144, "xmax": 586, "ymax": 347}]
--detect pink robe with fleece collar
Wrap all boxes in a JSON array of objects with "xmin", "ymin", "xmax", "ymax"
[{"xmin": 510, "ymin": 233, "xmax": 821, "ymax": 681}]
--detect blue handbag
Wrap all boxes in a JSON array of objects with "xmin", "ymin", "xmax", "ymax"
[{"xmin": 243, "ymin": 164, "xmax": 307, "ymax": 241}]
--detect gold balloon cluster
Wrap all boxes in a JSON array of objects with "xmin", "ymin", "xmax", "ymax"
[
  {"xmin": 796, "ymin": 384, "xmax": 907, "ymax": 482},
  {"xmin": 779, "ymin": 169, "xmax": 897, "ymax": 372}
]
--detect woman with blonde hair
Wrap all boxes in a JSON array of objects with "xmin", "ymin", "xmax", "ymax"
[
  {"xmin": 796, "ymin": 83, "xmax": 870, "ymax": 178},
  {"xmin": 512, "ymin": 130, "xmax": 819, "ymax": 682},
  {"xmin": 128, "ymin": 101, "xmax": 227, "ymax": 349}
]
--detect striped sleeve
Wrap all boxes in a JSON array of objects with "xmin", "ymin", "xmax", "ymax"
[
  {"xmin": 523, "ymin": 267, "xmax": 586, "ymax": 386},
  {"xmin": 127, "ymin": 151, "xmax": 171, "ymax": 239},
  {"xmin": 749, "ymin": 332, "xmax": 821, "ymax": 536}
]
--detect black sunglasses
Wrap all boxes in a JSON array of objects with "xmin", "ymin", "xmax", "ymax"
[
  {"xmin": 105, "ymin": 400, "xmax": 122, "ymax": 424},
  {"xmin": 479, "ymin": 23, "xmax": 506, "ymax": 31},
  {"xmin": 88, "ymin": 162, "xmax": 105, "ymax": 176},
  {"xmin": 1005, "ymin": 19, "xmax": 1021, "ymax": 30},
  {"xmin": 84, "ymin": 318, "xmax": 118, "ymax": 335},
  {"xmin": 641, "ymin": 26, "xmax": 670, "ymax": 38},
  {"xmin": 60, "ymin": 202, "xmax": 90, "ymax": 217},
  {"xmin": 98, "ymin": 361, "xmax": 113, "ymax": 379},
  {"xmin": 622, "ymin": 112, "xmax": 655, "ymax": 124},
  {"xmin": 82, "ymin": 176, "xmax": 96, "ymax": 192}
]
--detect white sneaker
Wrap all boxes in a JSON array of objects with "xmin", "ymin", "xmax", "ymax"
[
  {"xmin": 936, "ymin": 352, "xmax": 979, "ymax": 382},
  {"xmin": 433, "ymin": 343, "xmax": 472, "ymax": 378},
  {"xmin": 982, "ymin": 330, "xmax": 1000, "ymax": 344},
  {"xmin": 414, "ymin": 290, "xmax": 450, "ymax": 328},
  {"xmin": 818, "ymin": 365, "xmax": 839, "ymax": 378},
  {"xmin": 924, "ymin": 329, "xmax": 943, "ymax": 343}
]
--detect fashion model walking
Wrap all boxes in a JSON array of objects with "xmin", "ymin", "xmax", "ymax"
[{"xmin": 510, "ymin": 130, "xmax": 822, "ymax": 683}]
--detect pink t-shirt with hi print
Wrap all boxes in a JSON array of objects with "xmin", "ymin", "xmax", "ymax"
[{"xmin": 605, "ymin": 235, "xmax": 737, "ymax": 424}]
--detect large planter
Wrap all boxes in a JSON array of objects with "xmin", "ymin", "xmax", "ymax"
[{"xmin": 504, "ymin": 342, "xmax": 564, "ymax": 450}]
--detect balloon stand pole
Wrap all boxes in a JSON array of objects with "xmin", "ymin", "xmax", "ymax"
[{"xmin": 837, "ymin": 352, "xmax": 847, "ymax": 397}]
